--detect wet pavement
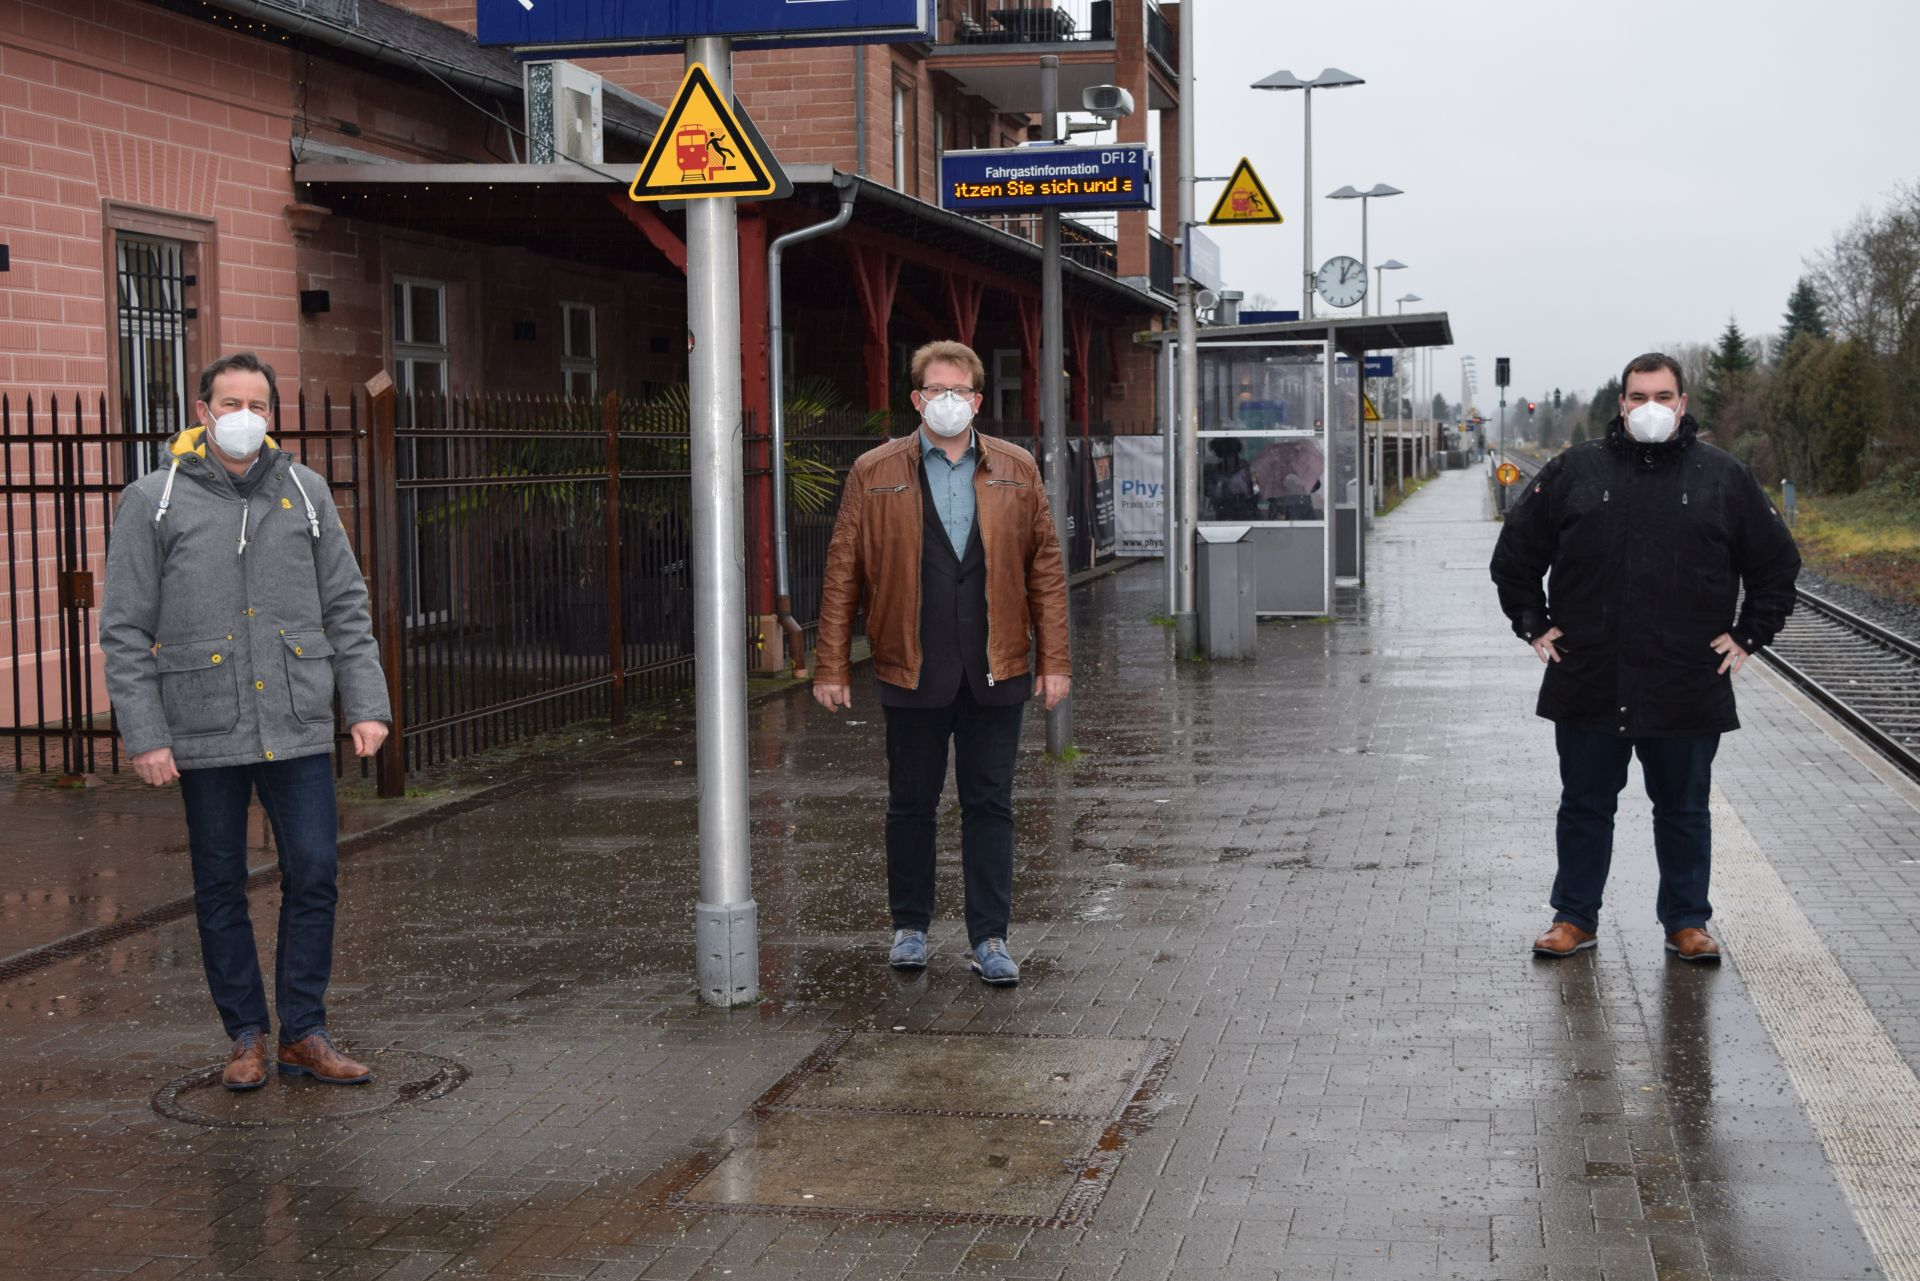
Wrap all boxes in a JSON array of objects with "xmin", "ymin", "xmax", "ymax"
[{"xmin": 4, "ymin": 468, "xmax": 1920, "ymax": 1279}]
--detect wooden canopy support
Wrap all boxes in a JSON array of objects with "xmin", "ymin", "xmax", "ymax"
[
  {"xmin": 845, "ymin": 242, "xmax": 901, "ymax": 411},
  {"xmin": 942, "ymin": 272, "xmax": 987, "ymax": 349},
  {"xmin": 1015, "ymin": 296, "xmax": 1040, "ymax": 426},
  {"xmin": 1067, "ymin": 308, "xmax": 1094, "ymax": 428},
  {"xmin": 607, "ymin": 195, "xmax": 687, "ymax": 274}
]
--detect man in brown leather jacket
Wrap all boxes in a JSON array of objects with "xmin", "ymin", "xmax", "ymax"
[{"xmin": 814, "ymin": 341, "xmax": 1071, "ymax": 986}]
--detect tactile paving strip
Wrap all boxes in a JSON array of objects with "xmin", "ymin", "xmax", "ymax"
[{"xmin": 644, "ymin": 1030, "xmax": 1175, "ymax": 1227}]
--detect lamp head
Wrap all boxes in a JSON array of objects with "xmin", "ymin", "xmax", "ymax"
[
  {"xmin": 1397, "ymin": 293, "xmax": 1423, "ymax": 304},
  {"xmin": 1326, "ymin": 185, "xmax": 1363, "ymax": 199},
  {"xmin": 1379, "ymin": 259, "xmax": 1407, "ymax": 271},
  {"xmin": 1364, "ymin": 183, "xmax": 1403, "ymax": 198},
  {"xmin": 1310, "ymin": 68, "xmax": 1365, "ymax": 89},
  {"xmin": 1251, "ymin": 69, "xmax": 1309, "ymax": 91}
]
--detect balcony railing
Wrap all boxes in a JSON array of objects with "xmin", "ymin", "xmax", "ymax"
[
  {"xmin": 949, "ymin": 0, "xmax": 1112, "ymax": 44},
  {"xmin": 1148, "ymin": 229, "xmax": 1175, "ymax": 296},
  {"xmin": 1145, "ymin": 1, "xmax": 1175, "ymax": 74}
]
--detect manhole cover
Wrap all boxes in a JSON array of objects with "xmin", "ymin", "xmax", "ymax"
[
  {"xmin": 645, "ymin": 1030, "xmax": 1174, "ymax": 1227},
  {"xmin": 152, "ymin": 1048, "xmax": 469, "ymax": 1129}
]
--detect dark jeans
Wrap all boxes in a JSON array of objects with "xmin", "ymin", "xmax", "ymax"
[
  {"xmin": 1552, "ymin": 724, "xmax": 1720, "ymax": 933},
  {"xmin": 178, "ymin": 752, "xmax": 340, "ymax": 1043},
  {"xmin": 883, "ymin": 686, "xmax": 1025, "ymax": 947}
]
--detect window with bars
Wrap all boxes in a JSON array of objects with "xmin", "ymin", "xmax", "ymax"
[
  {"xmin": 561, "ymin": 302, "xmax": 597, "ymax": 398},
  {"xmin": 116, "ymin": 234, "xmax": 194, "ymax": 475},
  {"xmin": 393, "ymin": 277, "xmax": 452, "ymax": 627}
]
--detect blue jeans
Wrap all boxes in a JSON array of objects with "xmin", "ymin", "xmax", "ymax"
[
  {"xmin": 1552, "ymin": 724, "xmax": 1719, "ymax": 933},
  {"xmin": 178, "ymin": 752, "xmax": 340, "ymax": 1042},
  {"xmin": 883, "ymin": 687, "xmax": 1025, "ymax": 947}
]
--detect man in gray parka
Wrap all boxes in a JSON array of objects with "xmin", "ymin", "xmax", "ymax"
[{"xmin": 102, "ymin": 353, "xmax": 391, "ymax": 1092}]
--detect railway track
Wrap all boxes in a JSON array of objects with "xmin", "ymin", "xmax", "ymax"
[{"xmin": 1761, "ymin": 589, "xmax": 1920, "ymax": 778}]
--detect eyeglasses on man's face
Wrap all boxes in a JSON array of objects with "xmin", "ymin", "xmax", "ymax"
[{"xmin": 920, "ymin": 385, "xmax": 977, "ymax": 398}]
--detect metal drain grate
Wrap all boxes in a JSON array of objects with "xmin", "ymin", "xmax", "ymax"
[
  {"xmin": 644, "ymin": 1030, "xmax": 1175, "ymax": 1227},
  {"xmin": 151, "ymin": 1048, "xmax": 470, "ymax": 1129}
]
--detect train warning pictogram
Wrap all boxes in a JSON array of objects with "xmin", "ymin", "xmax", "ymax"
[
  {"xmin": 1206, "ymin": 158, "xmax": 1282, "ymax": 226},
  {"xmin": 630, "ymin": 64, "xmax": 785, "ymax": 202}
]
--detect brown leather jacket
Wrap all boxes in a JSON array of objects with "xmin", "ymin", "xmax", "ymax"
[{"xmin": 815, "ymin": 431, "xmax": 1070, "ymax": 692}]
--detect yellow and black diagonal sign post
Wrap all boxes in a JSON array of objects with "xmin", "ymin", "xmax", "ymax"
[
  {"xmin": 1206, "ymin": 157, "xmax": 1282, "ymax": 226},
  {"xmin": 629, "ymin": 63, "xmax": 789, "ymax": 202}
]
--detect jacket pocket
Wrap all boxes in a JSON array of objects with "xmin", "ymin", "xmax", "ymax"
[
  {"xmin": 156, "ymin": 639, "xmax": 241, "ymax": 737},
  {"xmin": 866, "ymin": 483, "xmax": 911, "ymax": 494},
  {"xmin": 985, "ymin": 478, "xmax": 1028, "ymax": 488},
  {"xmin": 281, "ymin": 632, "xmax": 338, "ymax": 725}
]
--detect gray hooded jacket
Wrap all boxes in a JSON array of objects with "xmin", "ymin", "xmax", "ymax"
[{"xmin": 101, "ymin": 426, "xmax": 391, "ymax": 770}]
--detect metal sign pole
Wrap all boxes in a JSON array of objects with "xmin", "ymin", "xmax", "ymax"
[
  {"xmin": 685, "ymin": 35, "xmax": 757, "ymax": 1007},
  {"xmin": 1039, "ymin": 55, "xmax": 1072, "ymax": 754},
  {"xmin": 1172, "ymin": 0, "xmax": 1199, "ymax": 659}
]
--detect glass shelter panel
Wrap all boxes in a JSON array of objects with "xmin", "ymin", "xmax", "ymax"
[{"xmin": 1194, "ymin": 342, "xmax": 1331, "ymax": 617}]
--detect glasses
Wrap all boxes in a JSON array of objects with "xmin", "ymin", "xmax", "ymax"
[{"xmin": 921, "ymin": 386, "xmax": 976, "ymax": 398}]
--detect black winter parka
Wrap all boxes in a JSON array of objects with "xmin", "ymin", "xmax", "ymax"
[{"xmin": 1489, "ymin": 414, "xmax": 1800, "ymax": 737}]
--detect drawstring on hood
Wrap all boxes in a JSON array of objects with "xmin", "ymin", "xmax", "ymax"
[
  {"xmin": 154, "ymin": 460, "xmax": 181, "ymax": 525},
  {"xmin": 287, "ymin": 468, "xmax": 321, "ymax": 539}
]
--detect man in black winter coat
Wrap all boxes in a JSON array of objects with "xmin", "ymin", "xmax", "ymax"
[{"xmin": 1490, "ymin": 352, "xmax": 1800, "ymax": 964}]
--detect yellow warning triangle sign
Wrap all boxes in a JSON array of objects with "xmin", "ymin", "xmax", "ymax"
[
  {"xmin": 1206, "ymin": 157, "xmax": 1282, "ymax": 226},
  {"xmin": 630, "ymin": 63, "xmax": 786, "ymax": 202},
  {"xmin": 1363, "ymin": 395, "xmax": 1381, "ymax": 422}
]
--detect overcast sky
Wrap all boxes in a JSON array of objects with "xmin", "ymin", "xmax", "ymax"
[{"xmin": 1181, "ymin": 0, "xmax": 1920, "ymax": 409}]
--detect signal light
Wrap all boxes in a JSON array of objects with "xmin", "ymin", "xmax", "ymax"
[{"xmin": 1526, "ymin": 401, "xmax": 1537, "ymax": 416}]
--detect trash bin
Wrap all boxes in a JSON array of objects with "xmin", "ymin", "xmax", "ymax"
[{"xmin": 1195, "ymin": 525, "xmax": 1257, "ymax": 660}]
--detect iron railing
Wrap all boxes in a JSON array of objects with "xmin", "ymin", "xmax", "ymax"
[
  {"xmin": 950, "ymin": 0, "xmax": 1108, "ymax": 44},
  {"xmin": 4, "ymin": 385, "xmax": 1125, "ymax": 790},
  {"xmin": 2, "ymin": 390, "xmax": 367, "ymax": 781}
]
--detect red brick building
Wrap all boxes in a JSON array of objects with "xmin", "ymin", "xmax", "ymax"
[{"xmin": 2, "ymin": 0, "xmax": 1178, "ymax": 727}]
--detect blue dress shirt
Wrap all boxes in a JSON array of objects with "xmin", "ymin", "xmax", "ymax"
[{"xmin": 919, "ymin": 429, "xmax": 978, "ymax": 555}]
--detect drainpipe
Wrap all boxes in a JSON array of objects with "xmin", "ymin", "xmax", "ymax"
[{"xmin": 769, "ymin": 173, "xmax": 860, "ymax": 676}]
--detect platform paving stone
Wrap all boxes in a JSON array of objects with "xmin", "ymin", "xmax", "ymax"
[{"xmin": 0, "ymin": 466, "xmax": 1914, "ymax": 1278}]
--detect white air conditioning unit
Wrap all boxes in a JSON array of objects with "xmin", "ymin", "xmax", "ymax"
[{"xmin": 523, "ymin": 61, "xmax": 603, "ymax": 165}]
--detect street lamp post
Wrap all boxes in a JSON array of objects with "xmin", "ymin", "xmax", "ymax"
[
  {"xmin": 1328, "ymin": 184, "xmax": 1401, "ymax": 316},
  {"xmin": 1373, "ymin": 259, "xmax": 1406, "ymax": 318},
  {"xmin": 1252, "ymin": 68, "xmax": 1364, "ymax": 319}
]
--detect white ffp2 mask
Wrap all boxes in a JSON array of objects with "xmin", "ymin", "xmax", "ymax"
[
  {"xmin": 1625, "ymin": 401, "xmax": 1677, "ymax": 444},
  {"xmin": 921, "ymin": 392, "xmax": 976, "ymax": 439},
  {"xmin": 210, "ymin": 409, "xmax": 268, "ymax": 458}
]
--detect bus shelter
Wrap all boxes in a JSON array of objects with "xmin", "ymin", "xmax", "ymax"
[{"xmin": 1153, "ymin": 311, "xmax": 1453, "ymax": 612}]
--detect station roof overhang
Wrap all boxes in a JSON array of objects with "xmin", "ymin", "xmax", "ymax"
[
  {"xmin": 1140, "ymin": 312, "xmax": 1453, "ymax": 356},
  {"xmin": 290, "ymin": 159, "xmax": 1172, "ymax": 318}
]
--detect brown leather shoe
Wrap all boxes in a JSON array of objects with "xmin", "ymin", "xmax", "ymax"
[
  {"xmin": 1532, "ymin": 921, "xmax": 1598, "ymax": 958},
  {"xmin": 277, "ymin": 1031, "xmax": 372, "ymax": 1084},
  {"xmin": 221, "ymin": 1030, "xmax": 268, "ymax": 1092},
  {"xmin": 1665, "ymin": 927, "xmax": 1722, "ymax": 964}
]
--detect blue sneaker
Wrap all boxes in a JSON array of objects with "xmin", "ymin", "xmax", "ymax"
[
  {"xmin": 888, "ymin": 928, "xmax": 928, "ymax": 970},
  {"xmin": 970, "ymin": 938, "xmax": 1019, "ymax": 987}
]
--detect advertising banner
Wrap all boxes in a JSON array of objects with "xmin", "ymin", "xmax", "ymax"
[{"xmin": 1113, "ymin": 435, "xmax": 1164, "ymax": 557}]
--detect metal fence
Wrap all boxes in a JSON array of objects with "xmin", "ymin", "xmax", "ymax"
[
  {"xmin": 3, "ymin": 384, "xmax": 1118, "ymax": 792},
  {"xmin": 1, "ymin": 390, "xmax": 366, "ymax": 781}
]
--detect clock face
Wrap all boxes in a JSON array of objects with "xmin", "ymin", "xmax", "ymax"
[{"xmin": 1314, "ymin": 255, "xmax": 1367, "ymax": 309}]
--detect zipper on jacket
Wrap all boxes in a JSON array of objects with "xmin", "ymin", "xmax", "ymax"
[
  {"xmin": 979, "ymin": 470, "xmax": 995, "ymax": 686},
  {"xmin": 237, "ymin": 500, "xmax": 250, "ymax": 556},
  {"xmin": 867, "ymin": 483, "xmax": 910, "ymax": 493}
]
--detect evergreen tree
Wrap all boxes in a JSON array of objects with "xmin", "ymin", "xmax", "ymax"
[
  {"xmin": 1589, "ymin": 376, "xmax": 1622, "ymax": 437},
  {"xmin": 1702, "ymin": 318, "xmax": 1757, "ymax": 428},
  {"xmin": 1779, "ymin": 277, "xmax": 1829, "ymax": 353}
]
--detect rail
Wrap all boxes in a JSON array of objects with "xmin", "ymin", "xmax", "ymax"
[{"xmin": 1759, "ymin": 587, "xmax": 1920, "ymax": 779}]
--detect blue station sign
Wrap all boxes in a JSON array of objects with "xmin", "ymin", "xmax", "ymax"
[
  {"xmin": 1364, "ymin": 355, "xmax": 1395, "ymax": 378},
  {"xmin": 939, "ymin": 144, "xmax": 1155, "ymax": 216},
  {"xmin": 477, "ymin": 0, "xmax": 934, "ymax": 56}
]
